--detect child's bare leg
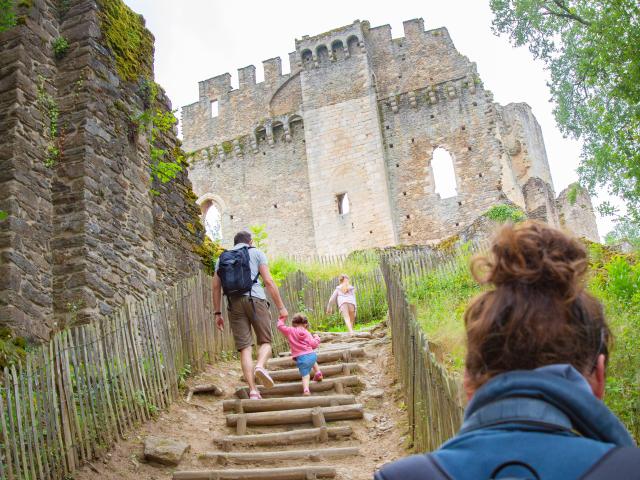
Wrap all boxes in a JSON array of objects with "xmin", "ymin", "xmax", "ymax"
[
  {"xmin": 340, "ymin": 305, "xmax": 354, "ymax": 333},
  {"xmin": 302, "ymin": 374, "xmax": 311, "ymax": 394},
  {"xmin": 312, "ymin": 363, "xmax": 320, "ymax": 375}
]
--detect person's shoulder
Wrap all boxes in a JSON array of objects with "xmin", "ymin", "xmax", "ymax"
[{"xmin": 250, "ymin": 247, "xmax": 268, "ymax": 262}]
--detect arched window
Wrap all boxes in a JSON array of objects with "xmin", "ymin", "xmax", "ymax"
[
  {"xmin": 347, "ymin": 36, "xmax": 359, "ymax": 55},
  {"xmin": 431, "ymin": 147, "xmax": 457, "ymax": 198},
  {"xmin": 316, "ymin": 45, "xmax": 329, "ymax": 64},
  {"xmin": 301, "ymin": 49, "xmax": 313, "ymax": 66},
  {"xmin": 331, "ymin": 40, "xmax": 345, "ymax": 60},
  {"xmin": 204, "ymin": 202, "xmax": 222, "ymax": 241}
]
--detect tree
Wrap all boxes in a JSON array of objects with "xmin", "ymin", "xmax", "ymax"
[
  {"xmin": 490, "ymin": 1, "xmax": 640, "ymax": 223},
  {"xmin": 605, "ymin": 217, "xmax": 640, "ymax": 250},
  {"xmin": 249, "ymin": 224, "xmax": 268, "ymax": 252}
]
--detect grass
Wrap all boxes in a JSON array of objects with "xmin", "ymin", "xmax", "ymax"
[
  {"xmin": 270, "ymin": 250, "xmax": 388, "ymax": 332},
  {"xmin": 407, "ymin": 250, "xmax": 480, "ymax": 375},
  {"xmin": 270, "ymin": 251, "xmax": 381, "ymax": 285},
  {"xmin": 406, "ymin": 242, "xmax": 640, "ymax": 442}
]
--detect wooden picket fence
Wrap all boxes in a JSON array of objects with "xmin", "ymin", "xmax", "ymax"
[
  {"xmin": 0, "ymin": 270, "xmax": 294, "ymax": 480},
  {"xmin": 381, "ymin": 249, "xmax": 468, "ymax": 452}
]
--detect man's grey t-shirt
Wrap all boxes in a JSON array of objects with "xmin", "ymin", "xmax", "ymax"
[{"xmin": 215, "ymin": 243, "xmax": 268, "ymax": 300}]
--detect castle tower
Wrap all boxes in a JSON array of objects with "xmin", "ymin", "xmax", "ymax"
[{"xmin": 296, "ymin": 21, "xmax": 397, "ymax": 254}]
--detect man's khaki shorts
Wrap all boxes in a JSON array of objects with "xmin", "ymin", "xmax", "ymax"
[{"xmin": 227, "ymin": 296, "xmax": 272, "ymax": 351}]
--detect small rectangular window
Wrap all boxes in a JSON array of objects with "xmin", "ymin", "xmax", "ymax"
[
  {"xmin": 337, "ymin": 193, "xmax": 350, "ymax": 215},
  {"xmin": 210, "ymin": 100, "xmax": 219, "ymax": 118}
]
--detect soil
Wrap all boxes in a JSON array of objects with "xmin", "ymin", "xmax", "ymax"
[{"xmin": 75, "ymin": 327, "xmax": 409, "ymax": 480}]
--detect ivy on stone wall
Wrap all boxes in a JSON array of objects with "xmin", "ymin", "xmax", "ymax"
[
  {"xmin": 0, "ymin": 0, "xmax": 16, "ymax": 31},
  {"xmin": 98, "ymin": 0, "xmax": 153, "ymax": 82},
  {"xmin": 132, "ymin": 79, "xmax": 188, "ymax": 193},
  {"xmin": 36, "ymin": 76, "xmax": 62, "ymax": 167}
]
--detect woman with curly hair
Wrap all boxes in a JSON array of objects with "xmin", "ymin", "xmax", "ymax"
[{"xmin": 376, "ymin": 221, "xmax": 639, "ymax": 479}]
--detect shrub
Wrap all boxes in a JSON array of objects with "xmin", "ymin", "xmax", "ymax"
[
  {"xmin": 484, "ymin": 203, "xmax": 526, "ymax": 223},
  {"xmin": 52, "ymin": 36, "xmax": 69, "ymax": 59}
]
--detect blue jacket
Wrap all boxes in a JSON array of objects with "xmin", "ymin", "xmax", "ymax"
[{"xmin": 377, "ymin": 364, "xmax": 636, "ymax": 479}]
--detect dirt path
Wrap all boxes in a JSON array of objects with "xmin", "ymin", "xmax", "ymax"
[{"xmin": 75, "ymin": 323, "xmax": 408, "ymax": 479}]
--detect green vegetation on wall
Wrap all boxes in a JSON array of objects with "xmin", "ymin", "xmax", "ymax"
[
  {"xmin": 484, "ymin": 203, "xmax": 527, "ymax": 223},
  {"xmin": 98, "ymin": 0, "xmax": 153, "ymax": 82},
  {"xmin": 36, "ymin": 76, "xmax": 61, "ymax": 168},
  {"xmin": 0, "ymin": 0, "xmax": 16, "ymax": 31},
  {"xmin": 52, "ymin": 35, "xmax": 69, "ymax": 59}
]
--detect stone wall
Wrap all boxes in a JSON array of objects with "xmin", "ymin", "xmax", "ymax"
[
  {"xmin": 182, "ymin": 18, "xmax": 599, "ymax": 256},
  {"xmin": 189, "ymin": 119, "xmax": 316, "ymax": 255},
  {"xmin": 0, "ymin": 0, "xmax": 203, "ymax": 340},
  {"xmin": 557, "ymin": 184, "xmax": 600, "ymax": 242}
]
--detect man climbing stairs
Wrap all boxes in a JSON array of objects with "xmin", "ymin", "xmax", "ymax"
[{"xmin": 172, "ymin": 336, "xmax": 378, "ymax": 479}]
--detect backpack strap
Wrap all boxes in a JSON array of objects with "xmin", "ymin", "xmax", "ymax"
[
  {"xmin": 375, "ymin": 453, "xmax": 451, "ymax": 480},
  {"xmin": 579, "ymin": 447, "xmax": 640, "ymax": 480}
]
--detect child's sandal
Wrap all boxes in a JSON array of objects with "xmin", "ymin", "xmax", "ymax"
[
  {"xmin": 303, "ymin": 387, "xmax": 311, "ymax": 396},
  {"xmin": 313, "ymin": 371, "xmax": 324, "ymax": 382}
]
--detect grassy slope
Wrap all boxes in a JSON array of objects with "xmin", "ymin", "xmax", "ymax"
[{"xmin": 407, "ymin": 244, "xmax": 640, "ymax": 442}]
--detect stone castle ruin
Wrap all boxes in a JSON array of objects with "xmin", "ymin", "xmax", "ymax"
[{"xmin": 183, "ymin": 19, "xmax": 599, "ymax": 256}]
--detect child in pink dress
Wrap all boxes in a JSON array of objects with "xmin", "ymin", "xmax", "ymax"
[{"xmin": 277, "ymin": 313, "xmax": 323, "ymax": 395}]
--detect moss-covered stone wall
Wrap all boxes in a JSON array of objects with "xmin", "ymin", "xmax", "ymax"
[{"xmin": 0, "ymin": 0, "xmax": 204, "ymax": 341}]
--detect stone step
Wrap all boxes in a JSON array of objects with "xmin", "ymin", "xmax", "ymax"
[
  {"xmin": 222, "ymin": 394, "xmax": 356, "ymax": 413},
  {"xmin": 226, "ymin": 404, "xmax": 364, "ymax": 429},
  {"xmin": 201, "ymin": 446, "xmax": 359, "ymax": 465},
  {"xmin": 267, "ymin": 348, "xmax": 365, "ymax": 369},
  {"xmin": 214, "ymin": 426, "xmax": 353, "ymax": 451},
  {"xmin": 235, "ymin": 375, "xmax": 360, "ymax": 398},
  {"xmin": 173, "ymin": 465, "xmax": 336, "ymax": 479}
]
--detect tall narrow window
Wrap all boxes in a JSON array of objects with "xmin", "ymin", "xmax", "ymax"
[
  {"xmin": 204, "ymin": 203, "xmax": 222, "ymax": 240},
  {"xmin": 337, "ymin": 193, "xmax": 350, "ymax": 215},
  {"xmin": 431, "ymin": 147, "xmax": 457, "ymax": 198},
  {"xmin": 210, "ymin": 100, "xmax": 219, "ymax": 118}
]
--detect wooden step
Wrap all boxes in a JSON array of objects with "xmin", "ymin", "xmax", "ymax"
[
  {"xmin": 242, "ymin": 363, "xmax": 358, "ymax": 382},
  {"xmin": 173, "ymin": 465, "xmax": 336, "ymax": 479},
  {"xmin": 319, "ymin": 331, "xmax": 373, "ymax": 341},
  {"xmin": 214, "ymin": 426, "xmax": 353, "ymax": 451},
  {"xmin": 277, "ymin": 343, "xmax": 366, "ymax": 357},
  {"xmin": 201, "ymin": 446, "xmax": 359, "ymax": 465},
  {"xmin": 266, "ymin": 348, "xmax": 365, "ymax": 369},
  {"xmin": 269, "ymin": 363, "xmax": 358, "ymax": 382},
  {"xmin": 226, "ymin": 404, "xmax": 363, "ymax": 428},
  {"xmin": 223, "ymin": 394, "xmax": 356, "ymax": 413},
  {"xmin": 235, "ymin": 375, "xmax": 360, "ymax": 398}
]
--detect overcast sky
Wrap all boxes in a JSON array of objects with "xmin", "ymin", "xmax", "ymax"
[{"xmin": 124, "ymin": 0, "xmax": 616, "ymax": 237}]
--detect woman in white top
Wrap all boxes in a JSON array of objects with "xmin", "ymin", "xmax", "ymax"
[{"xmin": 326, "ymin": 274, "xmax": 357, "ymax": 334}]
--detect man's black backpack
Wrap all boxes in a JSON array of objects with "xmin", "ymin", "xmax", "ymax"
[{"xmin": 217, "ymin": 246, "xmax": 260, "ymax": 299}]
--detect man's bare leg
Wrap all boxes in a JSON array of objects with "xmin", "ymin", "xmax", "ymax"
[
  {"xmin": 240, "ymin": 346, "xmax": 257, "ymax": 392},
  {"xmin": 255, "ymin": 342, "xmax": 272, "ymax": 370}
]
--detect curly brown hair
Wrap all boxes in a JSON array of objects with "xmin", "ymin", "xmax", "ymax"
[
  {"xmin": 464, "ymin": 221, "xmax": 610, "ymax": 390},
  {"xmin": 292, "ymin": 313, "xmax": 309, "ymax": 326}
]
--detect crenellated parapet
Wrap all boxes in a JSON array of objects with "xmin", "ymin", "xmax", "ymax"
[
  {"xmin": 377, "ymin": 74, "xmax": 484, "ymax": 113},
  {"xmin": 189, "ymin": 113, "xmax": 305, "ymax": 164}
]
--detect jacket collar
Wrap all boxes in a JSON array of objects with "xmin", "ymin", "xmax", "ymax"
[{"xmin": 462, "ymin": 364, "xmax": 635, "ymax": 446}]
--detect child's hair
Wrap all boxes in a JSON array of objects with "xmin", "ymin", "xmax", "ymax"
[
  {"xmin": 292, "ymin": 313, "xmax": 309, "ymax": 327},
  {"xmin": 339, "ymin": 274, "xmax": 351, "ymax": 293}
]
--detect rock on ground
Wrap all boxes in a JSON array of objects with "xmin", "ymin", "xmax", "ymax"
[{"xmin": 144, "ymin": 436, "xmax": 190, "ymax": 466}]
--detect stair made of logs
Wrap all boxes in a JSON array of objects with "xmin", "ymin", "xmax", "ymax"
[{"xmin": 173, "ymin": 337, "xmax": 374, "ymax": 480}]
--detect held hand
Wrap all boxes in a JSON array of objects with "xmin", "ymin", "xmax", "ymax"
[
  {"xmin": 279, "ymin": 307, "xmax": 288, "ymax": 320},
  {"xmin": 215, "ymin": 314, "xmax": 224, "ymax": 331}
]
